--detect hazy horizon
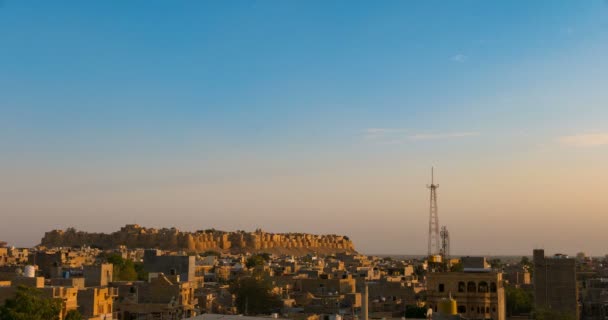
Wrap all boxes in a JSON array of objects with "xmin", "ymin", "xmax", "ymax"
[{"xmin": 2, "ymin": 1, "xmax": 608, "ymax": 255}]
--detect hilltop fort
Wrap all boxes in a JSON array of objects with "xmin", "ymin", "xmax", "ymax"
[{"xmin": 40, "ymin": 224, "xmax": 356, "ymax": 255}]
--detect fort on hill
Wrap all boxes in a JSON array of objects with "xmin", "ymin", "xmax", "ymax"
[{"xmin": 40, "ymin": 225, "xmax": 356, "ymax": 255}]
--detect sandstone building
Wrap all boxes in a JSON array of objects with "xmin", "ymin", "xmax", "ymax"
[
  {"xmin": 426, "ymin": 257, "xmax": 506, "ymax": 320},
  {"xmin": 533, "ymin": 249, "xmax": 579, "ymax": 319}
]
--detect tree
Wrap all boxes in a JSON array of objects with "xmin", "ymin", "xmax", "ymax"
[
  {"xmin": 405, "ymin": 305, "xmax": 427, "ymax": 318},
  {"xmin": 414, "ymin": 264, "xmax": 426, "ymax": 278},
  {"xmin": 202, "ymin": 250, "xmax": 221, "ymax": 257},
  {"xmin": 521, "ymin": 256, "xmax": 534, "ymax": 276},
  {"xmin": 450, "ymin": 262, "xmax": 463, "ymax": 272},
  {"xmin": 230, "ymin": 275, "xmax": 282, "ymax": 315},
  {"xmin": 134, "ymin": 262, "xmax": 148, "ymax": 281},
  {"xmin": 0, "ymin": 286, "xmax": 62, "ymax": 320},
  {"xmin": 488, "ymin": 258, "xmax": 503, "ymax": 270},
  {"xmin": 64, "ymin": 310, "xmax": 83, "ymax": 320},
  {"xmin": 505, "ymin": 286, "xmax": 532, "ymax": 316},
  {"xmin": 104, "ymin": 253, "xmax": 138, "ymax": 281},
  {"xmin": 246, "ymin": 254, "xmax": 270, "ymax": 269}
]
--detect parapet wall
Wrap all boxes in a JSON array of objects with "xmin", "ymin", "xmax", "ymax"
[{"xmin": 40, "ymin": 225, "xmax": 356, "ymax": 255}]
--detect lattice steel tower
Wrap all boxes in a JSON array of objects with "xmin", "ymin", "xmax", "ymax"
[
  {"xmin": 440, "ymin": 226, "xmax": 450, "ymax": 260},
  {"xmin": 427, "ymin": 167, "xmax": 440, "ymax": 256}
]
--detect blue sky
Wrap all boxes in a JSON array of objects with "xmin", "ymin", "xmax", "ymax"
[{"xmin": 1, "ymin": 1, "xmax": 608, "ymax": 254}]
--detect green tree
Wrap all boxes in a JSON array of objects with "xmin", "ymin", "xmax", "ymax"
[
  {"xmin": 230, "ymin": 275, "xmax": 282, "ymax": 315},
  {"xmin": 413, "ymin": 264, "xmax": 426, "ymax": 278},
  {"xmin": 0, "ymin": 286, "xmax": 62, "ymax": 320},
  {"xmin": 450, "ymin": 262, "xmax": 464, "ymax": 272},
  {"xmin": 246, "ymin": 254, "xmax": 270, "ymax": 269},
  {"xmin": 404, "ymin": 305, "xmax": 427, "ymax": 318},
  {"xmin": 134, "ymin": 262, "xmax": 148, "ymax": 281},
  {"xmin": 105, "ymin": 253, "xmax": 138, "ymax": 281},
  {"xmin": 489, "ymin": 258, "xmax": 503, "ymax": 269},
  {"xmin": 202, "ymin": 250, "xmax": 221, "ymax": 257},
  {"xmin": 64, "ymin": 310, "xmax": 83, "ymax": 320},
  {"xmin": 505, "ymin": 286, "xmax": 533, "ymax": 316}
]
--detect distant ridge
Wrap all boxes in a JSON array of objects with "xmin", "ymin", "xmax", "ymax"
[{"xmin": 40, "ymin": 224, "xmax": 356, "ymax": 255}]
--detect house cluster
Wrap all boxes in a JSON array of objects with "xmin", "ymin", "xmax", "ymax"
[
  {"xmin": 6, "ymin": 239, "xmax": 607, "ymax": 320},
  {"xmin": 0, "ymin": 241, "xmax": 432, "ymax": 320}
]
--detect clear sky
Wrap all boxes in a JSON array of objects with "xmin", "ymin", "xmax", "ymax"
[{"xmin": 1, "ymin": 1, "xmax": 608, "ymax": 255}]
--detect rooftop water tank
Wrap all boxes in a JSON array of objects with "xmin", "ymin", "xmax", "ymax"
[
  {"xmin": 438, "ymin": 297, "xmax": 457, "ymax": 315},
  {"xmin": 23, "ymin": 265, "xmax": 35, "ymax": 278}
]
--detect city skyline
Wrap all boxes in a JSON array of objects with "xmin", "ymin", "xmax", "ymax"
[{"xmin": 2, "ymin": 1, "xmax": 608, "ymax": 255}]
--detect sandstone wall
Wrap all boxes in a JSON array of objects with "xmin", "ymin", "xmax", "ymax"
[{"xmin": 40, "ymin": 225, "xmax": 356, "ymax": 255}]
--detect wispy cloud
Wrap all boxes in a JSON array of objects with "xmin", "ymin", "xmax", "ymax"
[
  {"xmin": 558, "ymin": 133, "xmax": 608, "ymax": 147},
  {"xmin": 409, "ymin": 132, "xmax": 479, "ymax": 141},
  {"xmin": 364, "ymin": 128, "xmax": 479, "ymax": 144},
  {"xmin": 450, "ymin": 54, "xmax": 467, "ymax": 63}
]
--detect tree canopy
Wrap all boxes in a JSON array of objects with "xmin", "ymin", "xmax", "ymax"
[
  {"xmin": 505, "ymin": 286, "xmax": 533, "ymax": 316},
  {"xmin": 246, "ymin": 253, "xmax": 271, "ymax": 269},
  {"xmin": 450, "ymin": 262, "xmax": 464, "ymax": 272},
  {"xmin": 202, "ymin": 250, "xmax": 221, "ymax": 257},
  {"xmin": 64, "ymin": 310, "xmax": 83, "ymax": 320},
  {"xmin": 230, "ymin": 275, "xmax": 282, "ymax": 315},
  {"xmin": 405, "ymin": 305, "xmax": 427, "ymax": 318},
  {"xmin": 104, "ymin": 253, "xmax": 147, "ymax": 281},
  {"xmin": 0, "ymin": 286, "xmax": 62, "ymax": 320}
]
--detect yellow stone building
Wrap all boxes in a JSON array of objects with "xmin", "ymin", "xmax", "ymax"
[{"xmin": 426, "ymin": 271, "xmax": 506, "ymax": 320}]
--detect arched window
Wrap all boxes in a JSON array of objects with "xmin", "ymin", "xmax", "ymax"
[
  {"xmin": 438, "ymin": 283, "xmax": 445, "ymax": 292},
  {"xmin": 478, "ymin": 281, "xmax": 488, "ymax": 293},
  {"xmin": 458, "ymin": 281, "xmax": 465, "ymax": 293},
  {"xmin": 467, "ymin": 281, "xmax": 476, "ymax": 292},
  {"xmin": 490, "ymin": 282, "xmax": 497, "ymax": 293}
]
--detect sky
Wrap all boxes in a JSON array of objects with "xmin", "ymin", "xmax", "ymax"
[{"xmin": 1, "ymin": 1, "xmax": 608, "ymax": 255}]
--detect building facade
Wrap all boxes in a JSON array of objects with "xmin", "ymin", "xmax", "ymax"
[
  {"xmin": 533, "ymin": 249, "xmax": 579, "ymax": 319},
  {"xmin": 426, "ymin": 271, "xmax": 506, "ymax": 320}
]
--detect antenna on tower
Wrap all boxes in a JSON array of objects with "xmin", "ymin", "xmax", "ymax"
[
  {"xmin": 440, "ymin": 226, "xmax": 450, "ymax": 261},
  {"xmin": 427, "ymin": 167, "xmax": 440, "ymax": 257}
]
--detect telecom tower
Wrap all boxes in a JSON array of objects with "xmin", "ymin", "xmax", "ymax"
[{"xmin": 427, "ymin": 167, "xmax": 441, "ymax": 257}]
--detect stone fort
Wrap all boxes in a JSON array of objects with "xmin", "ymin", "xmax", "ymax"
[{"xmin": 40, "ymin": 225, "xmax": 356, "ymax": 255}]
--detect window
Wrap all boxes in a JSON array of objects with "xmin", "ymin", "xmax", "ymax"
[
  {"xmin": 458, "ymin": 281, "xmax": 465, "ymax": 293},
  {"xmin": 457, "ymin": 305, "xmax": 466, "ymax": 313},
  {"xmin": 438, "ymin": 283, "xmax": 445, "ymax": 292},
  {"xmin": 490, "ymin": 282, "xmax": 497, "ymax": 293},
  {"xmin": 478, "ymin": 281, "xmax": 488, "ymax": 293},
  {"xmin": 467, "ymin": 281, "xmax": 476, "ymax": 292}
]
